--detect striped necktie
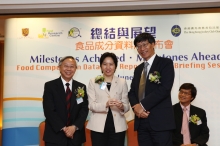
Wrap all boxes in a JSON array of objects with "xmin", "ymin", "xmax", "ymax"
[{"xmin": 66, "ymin": 83, "xmax": 72, "ymax": 126}]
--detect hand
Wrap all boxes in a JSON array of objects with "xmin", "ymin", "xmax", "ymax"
[
  {"xmin": 106, "ymin": 98, "xmax": 117, "ymax": 107},
  {"xmin": 63, "ymin": 125, "xmax": 76, "ymax": 139},
  {"xmin": 132, "ymin": 104, "xmax": 144, "ymax": 118},
  {"xmin": 115, "ymin": 100, "xmax": 124, "ymax": 111},
  {"xmin": 132, "ymin": 104, "xmax": 149, "ymax": 118},
  {"xmin": 139, "ymin": 111, "xmax": 150, "ymax": 118}
]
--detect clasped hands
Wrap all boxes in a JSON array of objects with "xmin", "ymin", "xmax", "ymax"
[
  {"xmin": 106, "ymin": 98, "xmax": 124, "ymax": 111},
  {"xmin": 62, "ymin": 125, "xmax": 76, "ymax": 139},
  {"xmin": 132, "ymin": 104, "xmax": 150, "ymax": 118}
]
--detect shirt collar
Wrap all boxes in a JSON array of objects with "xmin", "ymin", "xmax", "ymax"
[
  {"xmin": 144, "ymin": 54, "xmax": 156, "ymax": 65},
  {"xmin": 61, "ymin": 76, "xmax": 73, "ymax": 89},
  {"xmin": 180, "ymin": 102, "xmax": 191, "ymax": 111}
]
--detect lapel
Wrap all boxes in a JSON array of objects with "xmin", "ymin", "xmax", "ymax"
[
  {"xmin": 147, "ymin": 55, "xmax": 160, "ymax": 80},
  {"xmin": 145, "ymin": 55, "xmax": 160, "ymax": 93},
  {"xmin": 176, "ymin": 103, "xmax": 184, "ymax": 128},
  {"xmin": 56, "ymin": 77, "xmax": 67, "ymax": 105},
  {"xmin": 70, "ymin": 79, "xmax": 77, "ymax": 111},
  {"xmin": 189, "ymin": 104, "xmax": 195, "ymax": 133},
  {"xmin": 176, "ymin": 103, "xmax": 184, "ymax": 118},
  {"xmin": 104, "ymin": 76, "xmax": 118, "ymax": 96}
]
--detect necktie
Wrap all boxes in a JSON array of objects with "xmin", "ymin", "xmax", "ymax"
[
  {"xmin": 66, "ymin": 83, "xmax": 72, "ymax": 126},
  {"xmin": 138, "ymin": 62, "xmax": 149, "ymax": 101},
  {"xmin": 181, "ymin": 107, "xmax": 191, "ymax": 144}
]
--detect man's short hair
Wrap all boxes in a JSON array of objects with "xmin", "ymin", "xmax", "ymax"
[
  {"xmin": 58, "ymin": 56, "xmax": 77, "ymax": 68},
  {"xmin": 134, "ymin": 32, "xmax": 155, "ymax": 47},
  {"xmin": 179, "ymin": 83, "xmax": 197, "ymax": 102}
]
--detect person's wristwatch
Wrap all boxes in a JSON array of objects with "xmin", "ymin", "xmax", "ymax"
[{"xmin": 195, "ymin": 144, "xmax": 199, "ymax": 146}]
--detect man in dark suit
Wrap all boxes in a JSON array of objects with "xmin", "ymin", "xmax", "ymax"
[
  {"xmin": 173, "ymin": 83, "xmax": 209, "ymax": 146},
  {"xmin": 128, "ymin": 32, "xmax": 175, "ymax": 146},
  {"xmin": 43, "ymin": 56, "xmax": 88, "ymax": 146}
]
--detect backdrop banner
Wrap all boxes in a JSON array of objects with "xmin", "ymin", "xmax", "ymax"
[{"xmin": 3, "ymin": 13, "xmax": 220, "ymax": 145}]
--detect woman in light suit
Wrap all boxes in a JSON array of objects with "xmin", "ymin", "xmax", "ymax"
[{"xmin": 86, "ymin": 52, "xmax": 130, "ymax": 146}]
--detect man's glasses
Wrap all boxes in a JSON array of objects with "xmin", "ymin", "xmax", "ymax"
[
  {"xmin": 179, "ymin": 90, "xmax": 191, "ymax": 96},
  {"xmin": 135, "ymin": 42, "xmax": 149, "ymax": 50}
]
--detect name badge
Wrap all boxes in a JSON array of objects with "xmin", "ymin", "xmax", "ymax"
[
  {"xmin": 100, "ymin": 82, "xmax": 107, "ymax": 90},
  {"xmin": 76, "ymin": 97, "xmax": 83, "ymax": 104}
]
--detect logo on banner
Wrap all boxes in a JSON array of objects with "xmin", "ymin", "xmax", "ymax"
[
  {"xmin": 171, "ymin": 25, "xmax": 181, "ymax": 37},
  {"xmin": 68, "ymin": 27, "xmax": 81, "ymax": 38},
  {"xmin": 18, "ymin": 28, "xmax": 33, "ymax": 39},
  {"xmin": 38, "ymin": 28, "xmax": 63, "ymax": 39},
  {"xmin": 22, "ymin": 28, "xmax": 29, "ymax": 37},
  {"xmin": 38, "ymin": 28, "xmax": 49, "ymax": 39}
]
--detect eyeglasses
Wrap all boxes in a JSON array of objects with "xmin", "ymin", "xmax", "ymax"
[
  {"xmin": 135, "ymin": 42, "xmax": 149, "ymax": 50},
  {"xmin": 63, "ymin": 65, "xmax": 76, "ymax": 69},
  {"xmin": 179, "ymin": 90, "xmax": 191, "ymax": 96}
]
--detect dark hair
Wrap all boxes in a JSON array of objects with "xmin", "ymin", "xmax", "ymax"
[
  {"xmin": 100, "ymin": 52, "xmax": 118, "ymax": 72},
  {"xmin": 179, "ymin": 83, "xmax": 197, "ymax": 102},
  {"xmin": 58, "ymin": 56, "xmax": 77, "ymax": 68},
  {"xmin": 134, "ymin": 32, "xmax": 155, "ymax": 47}
]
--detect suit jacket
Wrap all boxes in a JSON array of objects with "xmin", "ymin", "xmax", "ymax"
[
  {"xmin": 86, "ymin": 75, "xmax": 130, "ymax": 133},
  {"xmin": 172, "ymin": 103, "xmax": 209, "ymax": 146},
  {"xmin": 43, "ymin": 77, "xmax": 89, "ymax": 145},
  {"xmin": 128, "ymin": 55, "xmax": 175, "ymax": 131}
]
